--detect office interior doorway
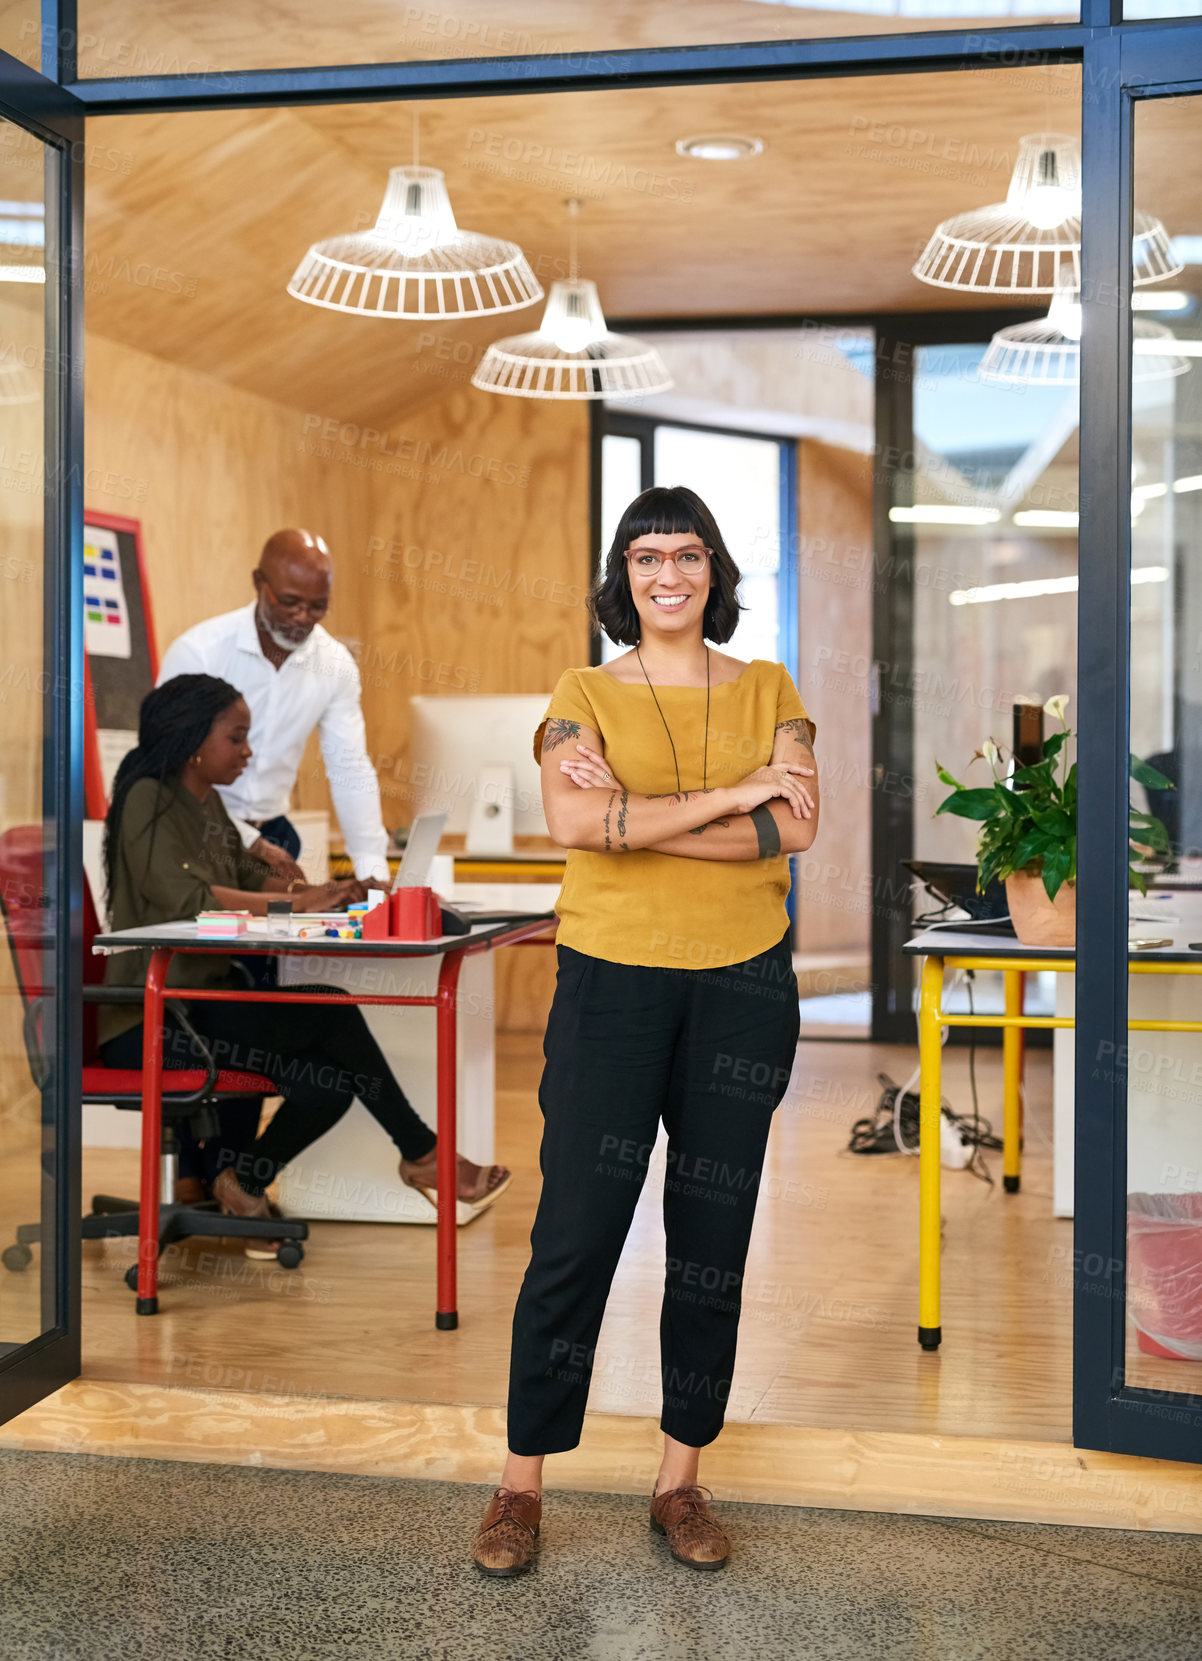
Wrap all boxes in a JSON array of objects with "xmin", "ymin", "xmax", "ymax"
[{"xmin": 2, "ymin": 2, "xmax": 1200, "ymax": 1509}]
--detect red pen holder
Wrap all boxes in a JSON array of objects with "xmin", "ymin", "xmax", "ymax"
[
  {"xmin": 392, "ymin": 885, "xmax": 442, "ymax": 941},
  {"xmin": 361, "ymin": 886, "xmax": 442, "ymax": 942}
]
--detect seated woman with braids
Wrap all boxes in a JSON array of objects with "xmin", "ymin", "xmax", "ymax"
[{"xmin": 98, "ymin": 673, "xmax": 511, "ymax": 1237}]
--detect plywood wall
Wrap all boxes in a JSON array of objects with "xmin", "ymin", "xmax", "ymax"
[
  {"xmin": 84, "ymin": 331, "xmax": 378, "ymax": 680},
  {"xmin": 84, "ymin": 333, "xmax": 590, "ymax": 1031},
  {"xmin": 327, "ymin": 384, "xmax": 590, "ymax": 829},
  {"xmin": 794, "ymin": 439, "xmax": 874, "ymax": 965},
  {"xmin": 84, "ymin": 334, "xmax": 591, "ymax": 820}
]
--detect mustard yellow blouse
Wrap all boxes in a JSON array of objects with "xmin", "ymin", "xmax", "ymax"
[{"xmin": 535, "ymin": 658, "xmax": 814, "ymax": 971}]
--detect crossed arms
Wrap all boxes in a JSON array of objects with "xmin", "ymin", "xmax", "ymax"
[{"xmin": 539, "ymin": 716, "xmax": 819, "ymax": 862}]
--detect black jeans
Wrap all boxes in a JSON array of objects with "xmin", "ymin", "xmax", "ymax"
[
  {"xmin": 101, "ymin": 996, "xmax": 436, "ymax": 1195},
  {"xmin": 507, "ymin": 931, "xmax": 800, "ymax": 1456}
]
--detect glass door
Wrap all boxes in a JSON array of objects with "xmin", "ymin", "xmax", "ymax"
[
  {"xmin": 0, "ymin": 51, "xmax": 84, "ymax": 1424},
  {"xmin": 1075, "ymin": 23, "xmax": 1202, "ymax": 1461}
]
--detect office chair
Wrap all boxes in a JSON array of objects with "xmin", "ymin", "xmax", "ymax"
[{"xmin": 0, "ymin": 825, "xmax": 307, "ymax": 1299}]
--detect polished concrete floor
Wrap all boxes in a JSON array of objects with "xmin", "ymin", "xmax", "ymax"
[{"xmin": 1, "ymin": 1449, "xmax": 1200, "ymax": 1661}]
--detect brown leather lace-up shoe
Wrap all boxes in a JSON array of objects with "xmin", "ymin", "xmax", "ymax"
[
  {"xmin": 650, "ymin": 1484, "xmax": 730, "ymax": 1570},
  {"xmin": 472, "ymin": 1487, "xmax": 542, "ymax": 1577}
]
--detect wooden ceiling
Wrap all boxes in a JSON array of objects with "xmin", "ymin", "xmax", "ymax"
[
  {"xmin": 20, "ymin": 1, "xmax": 1078, "ymax": 77},
  {"xmin": 58, "ymin": 58, "xmax": 1201, "ymax": 430}
]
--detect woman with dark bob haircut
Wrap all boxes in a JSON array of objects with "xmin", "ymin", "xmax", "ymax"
[{"xmin": 471, "ymin": 486, "xmax": 820, "ymax": 1576}]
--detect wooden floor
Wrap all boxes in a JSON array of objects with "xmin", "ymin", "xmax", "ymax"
[{"xmin": 55, "ymin": 1032, "xmax": 1099, "ymax": 1445}]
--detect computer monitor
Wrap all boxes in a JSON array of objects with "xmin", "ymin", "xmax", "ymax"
[{"xmin": 406, "ymin": 694, "xmax": 550, "ymax": 849}]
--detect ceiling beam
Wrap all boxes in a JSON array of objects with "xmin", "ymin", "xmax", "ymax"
[{"xmin": 66, "ymin": 27, "xmax": 1087, "ymax": 115}]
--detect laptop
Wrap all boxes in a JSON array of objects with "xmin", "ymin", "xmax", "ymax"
[
  {"xmin": 902, "ymin": 859, "xmax": 1015, "ymax": 935},
  {"xmin": 390, "ymin": 811, "xmax": 447, "ymax": 892}
]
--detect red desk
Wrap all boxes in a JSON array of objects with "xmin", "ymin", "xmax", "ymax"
[{"xmin": 93, "ymin": 913, "xmax": 556, "ymax": 1325}]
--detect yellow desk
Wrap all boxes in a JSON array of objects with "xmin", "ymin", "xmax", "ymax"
[
  {"xmin": 904, "ymin": 925, "xmax": 1202, "ymax": 1352},
  {"xmin": 327, "ymin": 852, "xmax": 566, "ymax": 882},
  {"xmin": 453, "ymin": 857, "xmax": 565, "ymax": 881}
]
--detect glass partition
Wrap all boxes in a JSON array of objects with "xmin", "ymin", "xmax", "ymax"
[
  {"xmin": 1124, "ymin": 92, "xmax": 1202, "ymax": 1399},
  {"xmin": 0, "ymin": 112, "xmax": 57, "ymax": 1353},
  {"xmin": 909, "ymin": 343, "xmax": 1078, "ymax": 1028}
]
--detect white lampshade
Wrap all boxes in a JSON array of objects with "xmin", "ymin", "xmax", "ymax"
[
  {"xmin": 287, "ymin": 166, "xmax": 543, "ymax": 320},
  {"xmin": 914, "ymin": 134, "xmax": 1181, "ymax": 295},
  {"xmin": 981, "ymin": 298, "xmax": 1190, "ymax": 386},
  {"xmin": 471, "ymin": 278, "xmax": 673, "ymax": 400}
]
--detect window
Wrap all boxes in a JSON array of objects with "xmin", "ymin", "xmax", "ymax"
[{"xmin": 597, "ymin": 416, "xmax": 794, "ymax": 674}]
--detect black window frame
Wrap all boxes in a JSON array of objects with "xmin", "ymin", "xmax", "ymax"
[{"xmin": 0, "ymin": 8, "xmax": 84, "ymax": 1425}]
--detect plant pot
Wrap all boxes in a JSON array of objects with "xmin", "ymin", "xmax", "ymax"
[{"xmin": 1004, "ymin": 869, "xmax": 1076, "ymax": 948}]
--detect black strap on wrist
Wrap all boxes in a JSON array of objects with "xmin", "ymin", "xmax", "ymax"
[{"xmin": 749, "ymin": 803, "xmax": 781, "ymax": 859}]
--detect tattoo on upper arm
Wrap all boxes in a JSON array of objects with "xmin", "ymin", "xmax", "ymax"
[
  {"xmin": 775, "ymin": 717, "xmax": 815, "ymax": 751},
  {"xmin": 543, "ymin": 718, "xmax": 583, "ymax": 754}
]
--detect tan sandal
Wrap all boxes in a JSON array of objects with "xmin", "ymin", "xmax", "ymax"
[
  {"xmin": 399, "ymin": 1152, "xmax": 512, "ymax": 1217},
  {"xmin": 212, "ymin": 1168, "xmax": 283, "ymax": 1259}
]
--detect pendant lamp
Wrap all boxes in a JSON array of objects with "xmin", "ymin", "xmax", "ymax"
[
  {"xmin": 471, "ymin": 202, "xmax": 672, "ymax": 400},
  {"xmin": 980, "ymin": 278, "xmax": 1191, "ymax": 386},
  {"xmin": 914, "ymin": 133, "xmax": 1181, "ymax": 295},
  {"xmin": 287, "ymin": 118, "xmax": 542, "ymax": 321}
]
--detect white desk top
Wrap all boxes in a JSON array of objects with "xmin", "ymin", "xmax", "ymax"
[
  {"xmin": 94, "ymin": 909, "xmax": 556, "ymax": 958},
  {"xmin": 906, "ymin": 891, "xmax": 1202, "ymax": 963}
]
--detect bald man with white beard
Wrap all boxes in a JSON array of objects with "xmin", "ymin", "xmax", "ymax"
[{"xmin": 158, "ymin": 528, "xmax": 390, "ymax": 883}]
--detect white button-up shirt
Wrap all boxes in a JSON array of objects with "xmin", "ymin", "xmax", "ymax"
[{"xmin": 158, "ymin": 601, "xmax": 390, "ymax": 880}]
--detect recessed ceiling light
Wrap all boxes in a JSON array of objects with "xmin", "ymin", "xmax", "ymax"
[
  {"xmin": 889, "ymin": 505, "xmax": 1000, "ymax": 526},
  {"xmin": 949, "ymin": 568, "xmax": 1166, "ymax": 606},
  {"xmin": 1132, "ymin": 291, "xmax": 1192, "ymax": 312},
  {"xmin": 1013, "ymin": 510, "xmax": 1080, "ymax": 527},
  {"xmin": 675, "ymin": 134, "xmax": 764, "ymax": 162}
]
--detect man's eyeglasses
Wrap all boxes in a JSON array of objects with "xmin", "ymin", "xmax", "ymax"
[
  {"xmin": 624, "ymin": 547, "xmax": 711, "ymax": 575},
  {"xmin": 261, "ymin": 578, "xmax": 329, "ymax": 619}
]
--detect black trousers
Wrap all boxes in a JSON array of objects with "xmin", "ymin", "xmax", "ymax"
[
  {"xmin": 101, "ymin": 997, "xmax": 436, "ymax": 1194},
  {"xmin": 236, "ymin": 816, "xmax": 300, "ymax": 991},
  {"xmin": 507, "ymin": 931, "xmax": 800, "ymax": 1456}
]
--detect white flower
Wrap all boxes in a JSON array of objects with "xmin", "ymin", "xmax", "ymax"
[
  {"xmin": 1043, "ymin": 693, "xmax": 1070, "ymax": 725},
  {"xmin": 982, "ymin": 738, "xmax": 1000, "ymax": 768}
]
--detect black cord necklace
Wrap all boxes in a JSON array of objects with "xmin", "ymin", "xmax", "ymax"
[{"xmin": 635, "ymin": 644, "xmax": 710, "ymax": 794}]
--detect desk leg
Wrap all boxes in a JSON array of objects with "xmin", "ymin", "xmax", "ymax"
[
  {"xmin": 136, "ymin": 948, "xmax": 171, "ymax": 1316},
  {"xmin": 919, "ymin": 954, "xmax": 944, "ymax": 1351},
  {"xmin": 1003, "ymin": 969, "xmax": 1024, "ymax": 1194},
  {"xmin": 434, "ymin": 950, "xmax": 466, "ymax": 1331}
]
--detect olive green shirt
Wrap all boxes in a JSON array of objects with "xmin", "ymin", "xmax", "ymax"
[{"xmin": 99, "ymin": 775, "xmax": 269, "ymax": 1047}]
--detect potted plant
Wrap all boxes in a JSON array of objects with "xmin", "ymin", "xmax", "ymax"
[{"xmin": 933, "ymin": 694, "xmax": 1173, "ymax": 948}]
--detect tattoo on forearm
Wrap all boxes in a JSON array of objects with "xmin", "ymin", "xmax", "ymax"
[
  {"xmin": 616, "ymin": 791, "xmax": 629, "ymax": 850},
  {"xmin": 543, "ymin": 718, "xmax": 582, "ymax": 754},
  {"xmin": 603, "ymin": 790, "xmax": 615, "ymax": 851},
  {"xmin": 687, "ymin": 817, "xmax": 733, "ymax": 837},
  {"xmin": 646, "ymin": 789, "xmax": 714, "ymax": 805}
]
